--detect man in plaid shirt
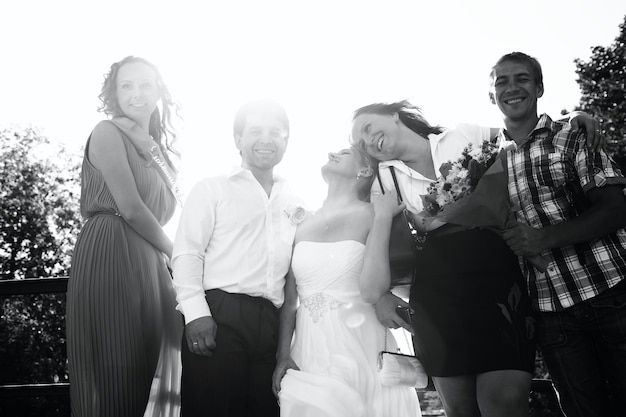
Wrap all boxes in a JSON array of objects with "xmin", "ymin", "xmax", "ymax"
[{"xmin": 490, "ymin": 52, "xmax": 626, "ymax": 417}]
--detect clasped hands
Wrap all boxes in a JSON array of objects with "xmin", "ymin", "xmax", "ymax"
[{"xmin": 502, "ymin": 221, "xmax": 547, "ymax": 257}]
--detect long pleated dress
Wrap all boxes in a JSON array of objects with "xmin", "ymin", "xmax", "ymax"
[{"xmin": 66, "ymin": 120, "xmax": 182, "ymax": 417}]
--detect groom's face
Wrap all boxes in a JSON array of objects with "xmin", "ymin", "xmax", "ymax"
[{"xmin": 235, "ymin": 111, "xmax": 289, "ymax": 172}]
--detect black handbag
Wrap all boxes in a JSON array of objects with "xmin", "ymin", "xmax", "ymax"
[{"xmin": 376, "ymin": 167, "xmax": 418, "ymax": 288}]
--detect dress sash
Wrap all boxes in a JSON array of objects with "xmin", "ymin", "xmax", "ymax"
[{"xmin": 109, "ymin": 117, "xmax": 184, "ymax": 206}]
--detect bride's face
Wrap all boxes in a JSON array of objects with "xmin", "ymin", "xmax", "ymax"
[{"xmin": 321, "ymin": 148, "xmax": 362, "ymax": 180}]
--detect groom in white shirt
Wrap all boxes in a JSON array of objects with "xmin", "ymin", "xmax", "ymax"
[{"xmin": 172, "ymin": 99, "xmax": 302, "ymax": 417}]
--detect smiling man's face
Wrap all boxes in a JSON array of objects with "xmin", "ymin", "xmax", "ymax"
[
  {"xmin": 235, "ymin": 111, "xmax": 289, "ymax": 173},
  {"xmin": 489, "ymin": 60, "xmax": 544, "ymax": 123}
]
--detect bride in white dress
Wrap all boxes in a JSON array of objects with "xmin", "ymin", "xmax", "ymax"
[{"xmin": 272, "ymin": 147, "xmax": 421, "ymax": 417}]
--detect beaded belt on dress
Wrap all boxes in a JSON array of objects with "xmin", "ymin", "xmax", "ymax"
[
  {"xmin": 88, "ymin": 211, "xmax": 122, "ymax": 220},
  {"xmin": 300, "ymin": 292, "xmax": 342, "ymax": 323}
]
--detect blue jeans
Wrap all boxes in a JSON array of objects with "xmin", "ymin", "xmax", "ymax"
[{"xmin": 535, "ymin": 280, "xmax": 626, "ymax": 417}]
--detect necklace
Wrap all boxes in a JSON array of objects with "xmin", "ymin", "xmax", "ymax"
[
  {"xmin": 319, "ymin": 198, "xmax": 360, "ymax": 232},
  {"xmin": 319, "ymin": 207, "xmax": 330, "ymax": 231}
]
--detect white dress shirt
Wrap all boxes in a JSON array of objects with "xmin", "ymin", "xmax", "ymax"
[
  {"xmin": 377, "ymin": 123, "xmax": 491, "ymax": 213},
  {"xmin": 172, "ymin": 166, "xmax": 303, "ymax": 324}
]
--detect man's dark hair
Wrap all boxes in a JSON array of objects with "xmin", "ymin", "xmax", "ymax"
[{"xmin": 490, "ymin": 52, "xmax": 544, "ymax": 87}]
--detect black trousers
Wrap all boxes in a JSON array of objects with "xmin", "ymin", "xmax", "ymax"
[{"xmin": 181, "ymin": 290, "xmax": 280, "ymax": 417}]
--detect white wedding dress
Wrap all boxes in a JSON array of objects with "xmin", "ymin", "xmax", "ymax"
[{"xmin": 279, "ymin": 241, "xmax": 421, "ymax": 417}]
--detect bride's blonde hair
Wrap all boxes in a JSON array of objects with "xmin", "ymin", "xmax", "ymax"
[{"xmin": 352, "ymin": 146, "xmax": 377, "ymax": 202}]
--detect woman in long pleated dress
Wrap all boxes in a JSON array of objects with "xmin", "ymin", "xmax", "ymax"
[{"xmin": 66, "ymin": 56, "xmax": 183, "ymax": 417}]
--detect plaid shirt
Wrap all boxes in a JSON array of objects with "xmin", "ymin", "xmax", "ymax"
[{"xmin": 502, "ymin": 114, "xmax": 626, "ymax": 312}]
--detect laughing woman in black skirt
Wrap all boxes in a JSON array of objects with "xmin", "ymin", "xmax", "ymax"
[{"xmin": 351, "ymin": 101, "xmax": 535, "ymax": 417}]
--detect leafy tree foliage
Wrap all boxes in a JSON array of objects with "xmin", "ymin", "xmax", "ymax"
[
  {"xmin": 575, "ymin": 14, "xmax": 626, "ymax": 168},
  {"xmin": 0, "ymin": 127, "xmax": 81, "ymax": 416},
  {"xmin": 0, "ymin": 126, "xmax": 81, "ymax": 280}
]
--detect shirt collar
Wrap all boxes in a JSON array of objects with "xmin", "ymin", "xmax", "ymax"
[
  {"xmin": 428, "ymin": 129, "xmax": 451, "ymax": 178},
  {"xmin": 533, "ymin": 113, "xmax": 556, "ymax": 137},
  {"xmin": 228, "ymin": 165, "xmax": 247, "ymax": 178},
  {"xmin": 499, "ymin": 113, "xmax": 553, "ymax": 147},
  {"xmin": 227, "ymin": 165, "xmax": 285, "ymax": 184},
  {"xmin": 378, "ymin": 129, "xmax": 448, "ymax": 180},
  {"xmin": 427, "ymin": 129, "xmax": 446, "ymax": 150}
]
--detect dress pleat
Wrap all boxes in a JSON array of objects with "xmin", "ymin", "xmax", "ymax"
[{"xmin": 67, "ymin": 126, "xmax": 182, "ymax": 417}]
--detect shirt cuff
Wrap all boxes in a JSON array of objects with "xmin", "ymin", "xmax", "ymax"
[{"xmin": 179, "ymin": 295, "xmax": 213, "ymax": 325}]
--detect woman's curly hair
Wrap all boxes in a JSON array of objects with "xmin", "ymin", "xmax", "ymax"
[{"xmin": 98, "ymin": 56, "xmax": 181, "ymax": 169}]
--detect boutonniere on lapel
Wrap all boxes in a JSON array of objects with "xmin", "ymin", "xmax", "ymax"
[{"xmin": 284, "ymin": 204, "xmax": 306, "ymax": 226}]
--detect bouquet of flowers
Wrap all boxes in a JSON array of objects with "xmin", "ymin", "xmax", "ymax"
[
  {"xmin": 420, "ymin": 139, "xmax": 548, "ymax": 272},
  {"xmin": 422, "ymin": 140, "xmax": 501, "ymax": 220}
]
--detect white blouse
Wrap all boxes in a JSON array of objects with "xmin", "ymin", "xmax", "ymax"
[{"xmin": 376, "ymin": 123, "xmax": 492, "ymax": 214}]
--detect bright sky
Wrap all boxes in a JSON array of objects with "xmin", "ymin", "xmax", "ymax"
[{"xmin": 2, "ymin": 0, "xmax": 625, "ymax": 234}]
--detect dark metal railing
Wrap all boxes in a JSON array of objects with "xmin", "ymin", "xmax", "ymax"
[
  {"xmin": 0, "ymin": 276, "xmax": 562, "ymax": 414},
  {"xmin": 0, "ymin": 383, "xmax": 69, "ymax": 399},
  {"xmin": 0, "ymin": 276, "xmax": 69, "ymax": 399},
  {"xmin": 0, "ymin": 276, "xmax": 68, "ymax": 296}
]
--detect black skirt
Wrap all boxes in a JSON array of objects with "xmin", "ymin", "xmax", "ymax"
[{"xmin": 410, "ymin": 227, "xmax": 535, "ymax": 377}]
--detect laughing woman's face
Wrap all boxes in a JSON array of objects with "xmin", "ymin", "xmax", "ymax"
[{"xmin": 351, "ymin": 112, "xmax": 403, "ymax": 161}]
